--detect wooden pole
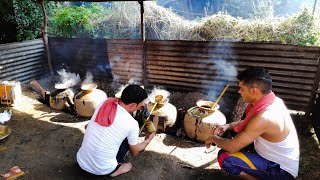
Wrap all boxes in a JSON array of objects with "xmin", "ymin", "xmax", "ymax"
[
  {"xmin": 40, "ymin": 0, "xmax": 54, "ymax": 76},
  {"xmin": 139, "ymin": 1, "xmax": 147, "ymax": 87},
  {"xmin": 313, "ymin": 0, "xmax": 318, "ymax": 16}
]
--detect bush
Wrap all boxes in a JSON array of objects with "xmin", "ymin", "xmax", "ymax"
[{"xmin": 48, "ymin": 4, "xmax": 105, "ymax": 38}]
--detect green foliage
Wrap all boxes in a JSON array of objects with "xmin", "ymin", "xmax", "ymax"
[
  {"xmin": 48, "ymin": 4, "xmax": 106, "ymax": 38},
  {"xmin": 48, "ymin": 2, "xmax": 141, "ymax": 39},
  {"xmin": 8, "ymin": 0, "xmax": 55, "ymax": 41},
  {"xmin": 277, "ymin": 9, "xmax": 320, "ymax": 46}
]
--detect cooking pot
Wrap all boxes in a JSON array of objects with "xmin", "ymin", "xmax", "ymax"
[
  {"xmin": 184, "ymin": 100, "xmax": 226, "ymax": 143},
  {"xmin": 74, "ymin": 84, "xmax": 107, "ymax": 117}
]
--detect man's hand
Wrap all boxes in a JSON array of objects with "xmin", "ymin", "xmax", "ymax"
[
  {"xmin": 145, "ymin": 132, "xmax": 156, "ymax": 142},
  {"xmin": 212, "ymin": 124, "xmax": 230, "ymax": 136},
  {"xmin": 205, "ymin": 135, "xmax": 216, "ymax": 148}
]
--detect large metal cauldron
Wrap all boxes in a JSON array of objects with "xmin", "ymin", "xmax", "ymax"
[
  {"xmin": 184, "ymin": 100, "xmax": 226, "ymax": 143},
  {"xmin": 74, "ymin": 84, "xmax": 107, "ymax": 117}
]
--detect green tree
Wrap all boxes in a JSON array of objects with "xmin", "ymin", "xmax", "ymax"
[
  {"xmin": 0, "ymin": 0, "xmax": 54, "ymax": 42},
  {"xmin": 48, "ymin": 4, "xmax": 105, "ymax": 38}
]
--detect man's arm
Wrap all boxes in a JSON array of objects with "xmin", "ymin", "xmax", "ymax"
[
  {"xmin": 206, "ymin": 112, "xmax": 268, "ymax": 153},
  {"xmin": 212, "ymin": 120, "xmax": 242, "ymax": 136},
  {"xmin": 129, "ymin": 132, "xmax": 155, "ymax": 156}
]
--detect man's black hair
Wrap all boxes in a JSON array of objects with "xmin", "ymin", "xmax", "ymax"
[
  {"xmin": 237, "ymin": 67, "xmax": 272, "ymax": 94},
  {"xmin": 120, "ymin": 85, "xmax": 147, "ymax": 105}
]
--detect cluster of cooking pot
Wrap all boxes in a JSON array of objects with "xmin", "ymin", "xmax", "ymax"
[{"xmin": 48, "ymin": 83, "xmax": 229, "ymax": 143}]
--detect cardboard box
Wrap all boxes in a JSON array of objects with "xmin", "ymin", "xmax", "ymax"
[{"xmin": 0, "ymin": 81, "xmax": 22, "ymax": 106}]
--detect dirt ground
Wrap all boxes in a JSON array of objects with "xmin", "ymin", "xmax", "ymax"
[{"xmin": 0, "ymin": 78, "xmax": 320, "ymax": 180}]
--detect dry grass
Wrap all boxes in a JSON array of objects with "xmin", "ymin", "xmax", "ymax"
[
  {"xmin": 51, "ymin": 2, "xmax": 320, "ymax": 46},
  {"xmin": 298, "ymin": 128, "xmax": 320, "ymax": 177}
]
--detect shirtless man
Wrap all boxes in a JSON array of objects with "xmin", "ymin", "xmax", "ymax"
[
  {"xmin": 205, "ymin": 67, "xmax": 299, "ymax": 179},
  {"xmin": 77, "ymin": 85, "xmax": 155, "ymax": 177}
]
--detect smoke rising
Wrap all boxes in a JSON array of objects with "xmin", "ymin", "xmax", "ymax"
[
  {"xmin": 215, "ymin": 60, "xmax": 237, "ymax": 79},
  {"xmin": 82, "ymin": 72, "xmax": 94, "ymax": 85},
  {"xmin": 56, "ymin": 69, "xmax": 80, "ymax": 87},
  {"xmin": 207, "ymin": 42, "xmax": 237, "ymax": 101}
]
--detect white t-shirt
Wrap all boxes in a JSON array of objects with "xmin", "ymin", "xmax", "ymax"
[
  {"xmin": 77, "ymin": 101, "xmax": 139, "ymax": 175},
  {"xmin": 254, "ymin": 97, "xmax": 300, "ymax": 178}
]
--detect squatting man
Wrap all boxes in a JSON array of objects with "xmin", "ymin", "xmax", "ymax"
[
  {"xmin": 77, "ymin": 85, "xmax": 155, "ymax": 177},
  {"xmin": 205, "ymin": 67, "xmax": 299, "ymax": 180}
]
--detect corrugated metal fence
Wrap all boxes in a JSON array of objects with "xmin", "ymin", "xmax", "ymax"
[
  {"xmin": 49, "ymin": 37, "xmax": 112, "ymax": 81},
  {"xmin": 107, "ymin": 39, "xmax": 143, "ymax": 84},
  {"xmin": 6, "ymin": 38, "xmax": 318, "ymax": 113},
  {"xmin": 145, "ymin": 40, "xmax": 320, "ymax": 112},
  {"xmin": 0, "ymin": 39, "xmax": 48, "ymax": 83}
]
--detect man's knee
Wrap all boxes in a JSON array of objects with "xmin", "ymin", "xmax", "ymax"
[{"xmin": 217, "ymin": 149, "xmax": 242, "ymax": 175}]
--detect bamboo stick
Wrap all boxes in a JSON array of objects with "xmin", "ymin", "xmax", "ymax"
[{"xmin": 211, "ymin": 85, "xmax": 230, "ymax": 110}]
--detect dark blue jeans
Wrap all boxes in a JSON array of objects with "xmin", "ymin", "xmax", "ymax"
[{"xmin": 116, "ymin": 138, "xmax": 129, "ymax": 163}]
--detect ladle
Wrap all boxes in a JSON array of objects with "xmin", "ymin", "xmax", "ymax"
[
  {"xmin": 139, "ymin": 95, "xmax": 163, "ymax": 134},
  {"xmin": 210, "ymin": 85, "xmax": 229, "ymax": 110}
]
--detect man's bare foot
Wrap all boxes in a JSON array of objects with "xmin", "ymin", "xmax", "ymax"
[{"xmin": 110, "ymin": 163, "xmax": 132, "ymax": 177}]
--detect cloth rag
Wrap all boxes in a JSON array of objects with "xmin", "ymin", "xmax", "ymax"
[
  {"xmin": 95, "ymin": 98, "xmax": 118, "ymax": 127},
  {"xmin": 234, "ymin": 91, "xmax": 276, "ymax": 133}
]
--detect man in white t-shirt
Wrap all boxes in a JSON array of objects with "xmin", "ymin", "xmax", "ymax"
[{"xmin": 77, "ymin": 85, "xmax": 155, "ymax": 177}]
